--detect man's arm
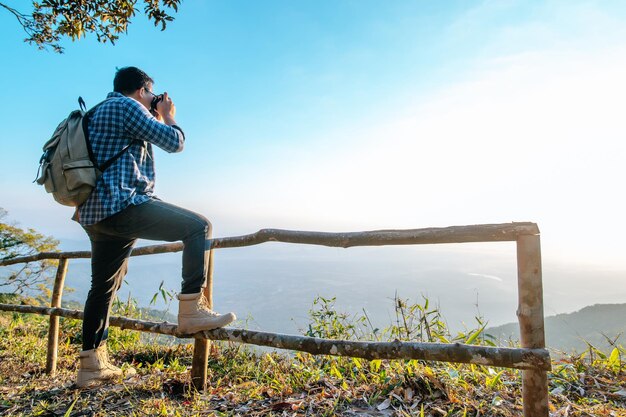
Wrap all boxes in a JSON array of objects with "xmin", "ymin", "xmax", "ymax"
[{"xmin": 124, "ymin": 96, "xmax": 185, "ymax": 153}]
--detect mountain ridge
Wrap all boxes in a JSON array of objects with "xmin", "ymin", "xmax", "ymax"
[{"xmin": 486, "ymin": 302, "xmax": 626, "ymax": 353}]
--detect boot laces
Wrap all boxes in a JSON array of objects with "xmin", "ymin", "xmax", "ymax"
[
  {"xmin": 198, "ymin": 293, "xmax": 220, "ymax": 317},
  {"xmin": 102, "ymin": 349, "xmax": 110, "ymax": 363},
  {"xmin": 97, "ymin": 346, "xmax": 120, "ymax": 371},
  {"xmin": 96, "ymin": 346, "xmax": 109, "ymax": 363}
]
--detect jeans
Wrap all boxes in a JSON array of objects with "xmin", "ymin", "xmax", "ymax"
[{"xmin": 81, "ymin": 198, "xmax": 211, "ymax": 351}]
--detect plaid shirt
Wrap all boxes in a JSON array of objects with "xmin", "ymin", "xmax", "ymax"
[{"xmin": 76, "ymin": 92, "xmax": 185, "ymax": 226}]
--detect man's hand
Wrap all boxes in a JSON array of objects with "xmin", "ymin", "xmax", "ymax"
[
  {"xmin": 156, "ymin": 92, "xmax": 177, "ymax": 126},
  {"xmin": 151, "ymin": 109, "xmax": 164, "ymax": 122}
]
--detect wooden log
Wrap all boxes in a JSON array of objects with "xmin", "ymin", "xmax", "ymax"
[
  {"xmin": 0, "ymin": 222, "xmax": 539, "ymax": 266},
  {"xmin": 207, "ymin": 249, "xmax": 214, "ymax": 308},
  {"xmin": 191, "ymin": 248, "xmax": 214, "ymax": 391},
  {"xmin": 0, "ymin": 303, "xmax": 551, "ymax": 371},
  {"xmin": 212, "ymin": 222, "xmax": 539, "ymax": 249},
  {"xmin": 197, "ymin": 327, "xmax": 551, "ymax": 371},
  {"xmin": 46, "ymin": 258, "xmax": 68, "ymax": 375},
  {"xmin": 517, "ymin": 234, "xmax": 550, "ymax": 417}
]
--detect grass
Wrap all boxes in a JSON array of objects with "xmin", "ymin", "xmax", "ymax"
[{"xmin": 0, "ymin": 296, "xmax": 624, "ymax": 416}]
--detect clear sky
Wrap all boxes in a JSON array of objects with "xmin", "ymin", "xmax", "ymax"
[{"xmin": 1, "ymin": 0, "xmax": 625, "ymax": 270}]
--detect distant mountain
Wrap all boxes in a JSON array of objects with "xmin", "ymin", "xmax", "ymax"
[{"xmin": 486, "ymin": 303, "xmax": 626, "ymax": 354}]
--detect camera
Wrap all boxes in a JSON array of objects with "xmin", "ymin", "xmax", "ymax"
[{"xmin": 150, "ymin": 94, "xmax": 164, "ymax": 113}]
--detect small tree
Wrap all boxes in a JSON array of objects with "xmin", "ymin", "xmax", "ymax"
[
  {"xmin": 0, "ymin": 208, "xmax": 59, "ymax": 295},
  {"xmin": 0, "ymin": 0, "xmax": 182, "ymax": 53}
]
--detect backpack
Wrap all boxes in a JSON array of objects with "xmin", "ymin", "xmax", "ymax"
[{"xmin": 35, "ymin": 97, "xmax": 133, "ymax": 207}]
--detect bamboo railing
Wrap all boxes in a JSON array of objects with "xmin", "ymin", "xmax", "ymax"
[{"xmin": 0, "ymin": 222, "xmax": 549, "ymax": 417}]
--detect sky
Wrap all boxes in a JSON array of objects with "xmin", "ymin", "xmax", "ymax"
[{"xmin": 1, "ymin": 0, "xmax": 625, "ymax": 275}]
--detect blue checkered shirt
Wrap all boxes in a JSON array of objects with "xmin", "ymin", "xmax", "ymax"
[{"xmin": 76, "ymin": 92, "xmax": 185, "ymax": 226}]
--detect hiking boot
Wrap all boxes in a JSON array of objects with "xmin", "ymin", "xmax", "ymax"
[
  {"xmin": 177, "ymin": 292, "xmax": 236, "ymax": 334},
  {"xmin": 76, "ymin": 344, "xmax": 136, "ymax": 388}
]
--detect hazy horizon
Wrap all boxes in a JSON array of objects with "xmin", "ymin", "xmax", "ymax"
[
  {"xmin": 2, "ymin": 1, "xmax": 626, "ymax": 319},
  {"xmin": 52, "ymin": 238, "xmax": 625, "ymax": 337}
]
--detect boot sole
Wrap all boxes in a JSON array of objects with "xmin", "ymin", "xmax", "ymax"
[
  {"xmin": 177, "ymin": 315, "xmax": 235, "ymax": 334},
  {"xmin": 76, "ymin": 369, "xmax": 136, "ymax": 389},
  {"xmin": 76, "ymin": 372, "xmax": 118, "ymax": 389},
  {"xmin": 177, "ymin": 322, "xmax": 228, "ymax": 334}
]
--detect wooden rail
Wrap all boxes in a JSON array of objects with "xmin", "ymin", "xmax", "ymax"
[
  {"xmin": 0, "ymin": 304, "xmax": 551, "ymax": 370},
  {"xmin": 0, "ymin": 223, "xmax": 539, "ymax": 266},
  {"xmin": 0, "ymin": 222, "xmax": 549, "ymax": 416}
]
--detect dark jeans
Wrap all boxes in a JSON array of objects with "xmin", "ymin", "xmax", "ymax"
[{"xmin": 81, "ymin": 198, "xmax": 211, "ymax": 351}]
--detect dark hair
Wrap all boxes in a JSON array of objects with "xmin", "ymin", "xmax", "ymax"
[{"xmin": 113, "ymin": 67, "xmax": 154, "ymax": 94}]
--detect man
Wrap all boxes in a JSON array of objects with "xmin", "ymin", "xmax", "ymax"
[{"xmin": 75, "ymin": 67, "xmax": 235, "ymax": 388}]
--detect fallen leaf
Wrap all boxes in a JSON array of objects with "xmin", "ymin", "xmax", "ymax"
[
  {"xmin": 405, "ymin": 387, "xmax": 414, "ymax": 401},
  {"xmin": 377, "ymin": 398, "xmax": 391, "ymax": 411}
]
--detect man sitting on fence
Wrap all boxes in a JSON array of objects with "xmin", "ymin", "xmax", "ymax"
[{"xmin": 74, "ymin": 66, "xmax": 236, "ymax": 388}]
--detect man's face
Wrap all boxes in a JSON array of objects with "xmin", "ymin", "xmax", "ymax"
[{"xmin": 138, "ymin": 82, "xmax": 155, "ymax": 110}]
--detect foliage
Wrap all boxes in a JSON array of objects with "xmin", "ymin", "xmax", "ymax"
[
  {"xmin": 305, "ymin": 296, "xmax": 370, "ymax": 341},
  {"xmin": 305, "ymin": 294, "xmax": 496, "ymax": 346},
  {"xmin": 0, "ymin": 295, "xmax": 625, "ymax": 416},
  {"xmin": 0, "ymin": 0, "xmax": 182, "ymax": 53},
  {"xmin": 0, "ymin": 208, "xmax": 59, "ymax": 296}
]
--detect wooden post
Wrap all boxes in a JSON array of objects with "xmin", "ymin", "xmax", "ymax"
[
  {"xmin": 516, "ymin": 234, "xmax": 549, "ymax": 417},
  {"xmin": 191, "ymin": 248, "xmax": 214, "ymax": 390},
  {"xmin": 46, "ymin": 258, "xmax": 69, "ymax": 375}
]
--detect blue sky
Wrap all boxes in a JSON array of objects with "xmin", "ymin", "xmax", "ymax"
[{"xmin": 1, "ymin": 0, "xmax": 626, "ymax": 270}]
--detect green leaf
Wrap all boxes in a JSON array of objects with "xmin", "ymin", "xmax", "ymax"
[
  {"xmin": 486, "ymin": 370, "xmax": 504, "ymax": 388},
  {"xmin": 63, "ymin": 398, "xmax": 78, "ymax": 417},
  {"xmin": 329, "ymin": 364, "xmax": 343, "ymax": 379},
  {"xmin": 465, "ymin": 326, "xmax": 484, "ymax": 345},
  {"xmin": 608, "ymin": 347, "xmax": 621, "ymax": 371},
  {"xmin": 370, "ymin": 359, "xmax": 382, "ymax": 373}
]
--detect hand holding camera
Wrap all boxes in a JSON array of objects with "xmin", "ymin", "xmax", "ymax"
[{"xmin": 150, "ymin": 92, "xmax": 177, "ymax": 125}]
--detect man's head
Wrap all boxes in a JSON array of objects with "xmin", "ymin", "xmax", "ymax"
[{"xmin": 113, "ymin": 66, "xmax": 156, "ymax": 110}]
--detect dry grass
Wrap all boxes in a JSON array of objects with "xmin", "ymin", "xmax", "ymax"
[{"xmin": 1, "ymin": 301, "xmax": 625, "ymax": 417}]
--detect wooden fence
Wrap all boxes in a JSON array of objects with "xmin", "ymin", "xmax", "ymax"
[{"xmin": 0, "ymin": 222, "xmax": 550, "ymax": 417}]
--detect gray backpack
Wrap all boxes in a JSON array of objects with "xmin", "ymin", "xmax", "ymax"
[{"xmin": 35, "ymin": 97, "xmax": 132, "ymax": 207}]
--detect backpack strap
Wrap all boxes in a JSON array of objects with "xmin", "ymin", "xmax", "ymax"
[
  {"xmin": 78, "ymin": 96, "xmax": 87, "ymax": 112},
  {"xmin": 99, "ymin": 141, "xmax": 136, "ymax": 171},
  {"xmin": 81, "ymin": 97, "xmax": 138, "ymax": 173}
]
